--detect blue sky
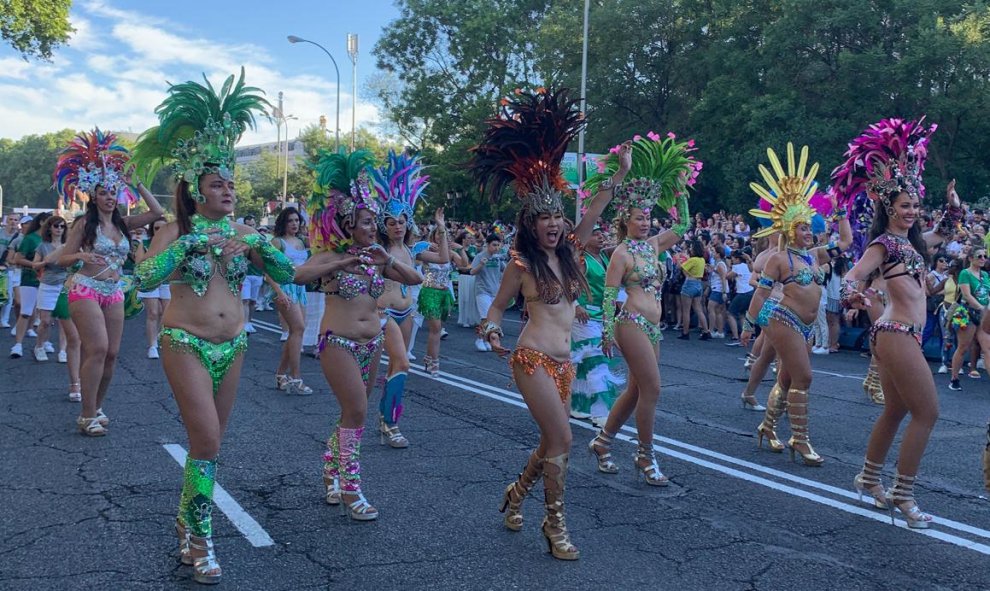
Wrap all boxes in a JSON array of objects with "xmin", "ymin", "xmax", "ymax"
[{"xmin": 0, "ymin": 0, "xmax": 401, "ymax": 144}]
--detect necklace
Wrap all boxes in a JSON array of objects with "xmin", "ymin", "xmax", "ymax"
[{"xmin": 787, "ymin": 246, "xmax": 814, "ymax": 267}]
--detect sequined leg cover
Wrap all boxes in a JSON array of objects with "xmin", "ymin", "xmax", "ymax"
[
  {"xmin": 615, "ymin": 309, "xmax": 663, "ymax": 344},
  {"xmin": 323, "ymin": 423, "xmax": 340, "ymax": 485},
  {"xmin": 159, "ymin": 327, "xmax": 248, "ymax": 394},
  {"xmin": 870, "ymin": 320, "xmax": 923, "ymax": 348},
  {"xmin": 509, "ymin": 347, "xmax": 576, "ymax": 404},
  {"xmin": 337, "ymin": 426, "xmax": 365, "ymax": 493},
  {"xmin": 766, "ymin": 303, "xmax": 815, "ymax": 343},
  {"xmin": 317, "ymin": 331, "xmax": 384, "ymax": 387},
  {"xmin": 178, "ymin": 457, "xmax": 217, "ymax": 537}
]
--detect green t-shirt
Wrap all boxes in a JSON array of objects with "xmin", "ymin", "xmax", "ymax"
[
  {"xmin": 17, "ymin": 232, "xmax": 42, "ymax": 287},
  {"xmin": 959, "ymin": 268, "xmax": 990, "ymax": 307}
]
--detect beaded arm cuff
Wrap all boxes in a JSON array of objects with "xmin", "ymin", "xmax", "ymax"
[
  {"xmin": 135, "ymin": 233, "xmax": 206, "ymax": 291},
  {"xmin": 242, "ymin": 233, "xmax": 295, "ymax": 284},
  {"xmin": 602, "ymin": 286, "xmax": 619, "ymax": 342},
  {"xmin": 477, "ymin": 319, "xmax": 504, "ymax": 341},
  {"xmin": 671, "ymin": 195, "xmax": 690, "ymax": 237},
  {"xmin": 742, "ymin": 313, "xmax": 756, "ymax": 333},
  {"xmin": 839, "ymin": 279, "xmax": 861, "ymax": 309},
  {"xmin": 825, "ymin": 240, "xmax": 842, "ymax": 258},
  {"xmin": 756, "ymin": 273, "xmax": 774, "ymax": 290}
]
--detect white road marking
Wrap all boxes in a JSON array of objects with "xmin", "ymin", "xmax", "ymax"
[
  {"xmin": 395, "ymin": 359, "xmax": 990, "ymax": 554},
  {"xmin": 249, "ymin": 318, "xmax": 284, "ymax": 335},
  {"xmin": 162, "ymin": 444, "xmax": 275, "ymax": 548}
]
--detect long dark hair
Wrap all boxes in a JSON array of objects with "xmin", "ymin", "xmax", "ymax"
[
  {"xmin": 41, "ymin": 216, "xmax": 67, "ymax": 243},
  {"xmin": 377, "ymin": 214, "xmax": 414, "ymax": 248},
  {"xmin": 81, "ymin": 190, "xmax": 129, "ymax": 249},
  {"xmin": 512, "ymin": 208, "xmax": 588, "ymax": 301},
  {"xmin": 174, "ymin": 181, "xmax": 197, "ymax": 236},
  {"xmin": 273, "ymin": 206, "xmax": 301, "ymax": 238},
  {"xmin": 868, "ymin": 192, "xmax": 929, "ymax": 265},
  {"xmin": 689, "ymin": 238, "xmax": 705, "ymax": 258},
  {"xmin": 24, "ymin": 211, "xmax": 52, "ymax": 235}
]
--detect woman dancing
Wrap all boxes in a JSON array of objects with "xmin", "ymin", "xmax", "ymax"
[
  {"xmin": 471, "ymin": 88, "xmax": 630, "ymax": 560},
  {"xmin": 371, "ymin": 151, "xmax": 431, "ymax": 445},
  {"xmin": 270, "ymin": 206, "xmax": 313, "ymax": 394},
  {"xmin": 584, "ymin": 132, "xmax": 700, "ymax": 486},
  {"xmin": 741, "ymin": 143, "xmax": 851, "ymax": 466},
  {"xmin": 416, "ymin": 219, "xmax": 452, "ymax": 376},
  {"xmin": 54, "ymin": 129, "xmax": 165, "ymax": 436},
  {"xmin": 836, "ymin": 118, "xmax": 958, "ymax": 527},
  {"xmin": 304, "ymin": 148, "xmax": 422, "ymax": 521}
]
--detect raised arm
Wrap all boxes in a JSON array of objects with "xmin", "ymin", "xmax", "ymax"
[
  {"xmin": 924, "ymin": 179, "xmax": 963, "ymax": 250},
  {"xmin": 123, "ymin": 181, "xmax": 165, "ymax": 229},
  {"xmin": 574, "ymin": 142, "xmax": 632, "ymax": 245},
  {"xmin": 815, "ymin": 194, "xmax": 852, "ymax": 264},
  {"xmin": 650, "ymin": 194, "xmax": 691, "ymax": 253},
  {"xmin": 416, "ymin": 209, "xmax": 451, "ymax": 265}
]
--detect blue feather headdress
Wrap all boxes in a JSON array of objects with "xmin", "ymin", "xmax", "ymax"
[{"xmin": 370, "ymin": 150, "xmax": 429, "ymax": 232}]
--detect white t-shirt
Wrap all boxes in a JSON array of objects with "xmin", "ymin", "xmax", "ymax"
[
  {"xmin": 732, "ymin": 263, "xmax": 753, "ymax": 294},
  {"xmin": 709, "ymin": 260, "xmax": 727, "ymax": 293}
]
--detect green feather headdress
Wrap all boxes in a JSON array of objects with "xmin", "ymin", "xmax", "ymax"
[
  {"xmin": 308, "ymin": 148, "xmax": 378, "ymax": 253},
  {"xmin": 584, "ymin": 132, "xmax": 701, "ymax": 218},
  {"xmin": 130, "ymin": 67, "xmax": 270, "ymax": 201}
]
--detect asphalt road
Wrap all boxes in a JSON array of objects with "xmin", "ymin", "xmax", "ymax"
[{"xmin": 2, "ymin": 307, "xmax": 989, "ymax": 591}]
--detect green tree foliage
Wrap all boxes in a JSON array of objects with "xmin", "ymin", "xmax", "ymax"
[
  {"xmin": 373, "ymin": 0, "xmax": 990, "ymax": 219},
  {"xmin": 1, "ymin": 0, "xmax": 73, "ymax": 61},
  {"xmin": 0, "ymin": 129, "xmax": 76, "ymax": 213}
]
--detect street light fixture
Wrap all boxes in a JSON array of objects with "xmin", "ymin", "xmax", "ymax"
[
  {"xmin": 288, "ymin": 35, "xmax": 341, "ymax": 151},
  {"xmin": 347, "ymin": 33, "xmax": 358, "ymax": 151}
]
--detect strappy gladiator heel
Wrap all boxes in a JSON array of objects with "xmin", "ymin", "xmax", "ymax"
[
  {"xmin": 853, "ymin": 459, "xmax": 888, "ymax": 509},
  {"xmin": 588, "ymin": 428, "xmax": 619, "ymax": 474},
  {"xmin": 175, "ymin": 518, "xmax": 193, "ymax": 566},
  {"xmin": 423, "ymin": 355, "xmax": 440, "ymax": 377},
  {"xmin": 541, "ymin": 453, "xmax": 579, "ymax": 560},
  {"xmin": 741, "ymin": 392, "xmax": 766, "ymax": 411},
  {"xmin": 785, "ymin": 389, "xmax": 824, "ymax": 467},
  {"xmin": 886, "ymin": 474, "xmax": 932, "ymax": 529},
  {"xmin": 338, "ymin": 426, "xmax": 378, "ymax": 521},
  {"xmin": 498, "ymin": 452, "xmax": 543, "ymax": 531},
  {"xmin": 756, "ymin": 383, "xmax": 786, "ymax": 452},
  {"xmin": 379, "ymin": 415, "xmax": 409, "ymax": 448},
  {"xmin": 633, "ymin": 444, "xmax": 669, "ymax": 486},
  {"xmin": 188, "ymin": 534, "xmax": 222, "ymax": 584},
  {"xmin": 863, "ymin": 359, "xmax": 885, "ymax": 404}
]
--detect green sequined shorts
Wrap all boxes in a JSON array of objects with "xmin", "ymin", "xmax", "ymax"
[
  {"xmin": 159, "ymin": 327, "xmax": 248, "ymax": 394},
  {"xmin": 417, "ymin": 287, "xmax": 454, "ymax": 321}
]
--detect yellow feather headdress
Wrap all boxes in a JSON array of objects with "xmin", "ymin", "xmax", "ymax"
[{"xmin": 748, "ymin": 143, "xmax": 819, "ymax": 240}]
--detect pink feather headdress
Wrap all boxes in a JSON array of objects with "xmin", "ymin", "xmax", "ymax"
[{"xmin": 54, "ymin": 128, "xmax": 136, "ymax": 206}]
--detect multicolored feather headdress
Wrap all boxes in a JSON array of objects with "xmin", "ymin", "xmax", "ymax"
[
  {"xmin": 371, "ymin": 150, "xmax": 429, "ymax": 232},
  {"xmin": 54, "ymin": 128, "xmax": 135, "ymax": 206},
  {"xmin": 130, "ymin": 67, "xmax": 269, "ymax": 202},
  {"xmin": 831, "ymin": 117, "xmax": 936, "ymax": 210},
  {"xmin": 468, "ymin": 87, "xmax": 584, "ymax": 216},
  {"xmin": 584, "ymin": 132, "xmax": 702, "ymax": 219},
  {"xmin": 749, "ymin": 143, "xmax": 819, "ymax": 241},
  {"xmin": 308, "ymin": 148, "xmax": 378, "ymax": 253}
]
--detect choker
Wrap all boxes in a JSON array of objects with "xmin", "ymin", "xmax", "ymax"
[{"xmin": 787, "ymin": 246, "xmax": 813, "ymax": 266}]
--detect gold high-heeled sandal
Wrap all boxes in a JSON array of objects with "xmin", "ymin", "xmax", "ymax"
[
  {"xmin": 633, "ymin": 444, "xmax": 669, "ymax": 486},
  {"xmin": 541, "ymin": 454, "xmax": 579, "ymax": 560},
  {"xmin": 188, "ymin": 534, "xmax": 222, "ymax": 584},
  {"xmin": 588, "ymin": 429, "xmax": 619, "ymax": 474},
  {"xmin": 379, "ymin": 415, "xmax": 409, "ymax": 448},
  {"xmin": 886, "ymin": 474, "xmax": 932, "ymax": 529},
  {"xmin": 863, "ymin": 359, "xmax": 885, "ymax": 404},
  {"xmin": 785, "ymin": 390, "xmax": 824, "ymax": 467},
  {"xmin": 853, "ymin": 458, "xmax": 888, "ymax": 509},
  {"xmin": 498, "ymin": 452, "xmax": 543, "ymax": 531},
  {"xmin": 175, "ymin": 518, "xmax": 193, "ymax": 566},
  {"xmin": 756, "ymin": 383, "xmax": 786, "ymax": 452}
]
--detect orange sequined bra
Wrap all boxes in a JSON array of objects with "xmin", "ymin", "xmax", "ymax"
[{"xmin": 511, "ymin": 250, "xmax": 581, "ymax": 305}]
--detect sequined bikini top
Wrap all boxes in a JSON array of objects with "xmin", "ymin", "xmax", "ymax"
[
  {"xmin": 781, "ymin": 248, "xmax": 826, "ymax": 287},
  {"xmin": 322, "ymin": 250, "xmax": 386, "ymax": 300},
  {"xmin": 173, "ymin": 215, "xmax": 248, "ymax": 297},
  {"xmin": 512, "ymin": 252, "xmax": 581, "ymax": 305},
  {"xmin": 871, "ymin": 233, "xmax": 925, "ymax": 287},
  {"xmin": 622, "ymin": 239, "xmax": 665, "ymax": 299},
  {"xmin": 85, "ymin": 226, "xmax": 131, "ymax": 280}
]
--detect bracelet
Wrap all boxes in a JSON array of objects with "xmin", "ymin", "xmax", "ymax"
[
  {"xmin": 742, "ymin": 314, "xmax": 756, "ymax": 333},
  {"xmin": 477, "ymin": 319, "xmax": 504, "ymax": 340},
  {"xmin": 385, "ymin": 255, "xmax": 396, "ymax": 271}
]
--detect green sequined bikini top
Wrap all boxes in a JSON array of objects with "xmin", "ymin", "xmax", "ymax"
[
  {"xmin": 622, "ymin": 239, "xmax": 665, "ymax": 299},
  {"xmin": 173, "ymin": 214, "xmax": 248, "ymax": 297}
]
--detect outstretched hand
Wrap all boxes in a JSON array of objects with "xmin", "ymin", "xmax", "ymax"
[{"xmin": 616, "ymin": 141, "xmax": 633, "ymax": 175}]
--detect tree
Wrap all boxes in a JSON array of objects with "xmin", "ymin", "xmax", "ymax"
[
  {"xmin": 0, "ymin": 129, "xmax": 76, "ymax": 212},
  {"xmin": 1, "ymin": 0, "xmax": 73, "ymax": 61}
]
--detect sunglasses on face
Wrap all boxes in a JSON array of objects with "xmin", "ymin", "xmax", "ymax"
[
  {"xmin": 977, "ymin": 254, "xmax": 987, "ymax": 259},
  {"xmin": 52, "ymin": 223, "xmax": 65, "ymax": 228}
]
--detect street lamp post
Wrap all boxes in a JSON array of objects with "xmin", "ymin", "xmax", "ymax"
[
  {"xmin": 347, "ymin": 33, "xmax": 358, "ymax": 151},
  {"xmin": 288, "ymin": 35, "xmax": 341, "ymax": 151},
  {"xmin": 282, "ymin": 116, "xmax": 298, "ymax": 202},
  {"xmin": 576, "ymin": 0, "xmax": 591, "ymax": 223}
]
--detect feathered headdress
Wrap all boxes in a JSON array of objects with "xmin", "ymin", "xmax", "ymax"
[
  {"xmin": 468, "ymin": 87, "xmax": 584, "ymax": 215},
  {"xmin": 308, "ymin": 148, "xmax": 378, "ymax": 253},
  {"xmin": 371, "ymin": 150, "xmax": 429, "ymax": 231},
  {"xmin": 584, "ymin": 132, "xmax": 702, "ymax": 218},
  {"xmin": 749, "ymin": 143, "xmax": 819, "ymax": 241},
  {"xmin": 130, "ymin": 67, "xmax": 269, "ymax": 202},
  {"xmin": 54, "ymin": 128, "xmax": 135, "ymax": 206},
  {"xmin": 831, "ymin": 117, "xmax": 936, "ymax": 209}
]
